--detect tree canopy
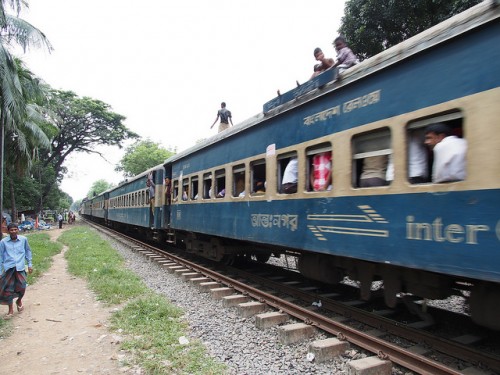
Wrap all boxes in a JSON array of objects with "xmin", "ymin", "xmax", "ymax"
[
  {"xmin": 34, "ymin": 89, "xmax": 139, "ymax": 206},
  {"xmin": 339, "ymin": 0, "xmax": 483, "ymax": 59},
  {"xmin": 87, "ymin": 179, "xmax": 114, "ymax": 199},
  {"xmin": 116, "ymin": 139, "xmax": 175, "ymax": 177}
]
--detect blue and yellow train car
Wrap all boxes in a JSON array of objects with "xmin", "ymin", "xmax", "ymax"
[
  {"xmin": 165, "ymin": 1, "xmax": 500, "ymax": 329},
  {"xmin": 89, "ymin": 192, "xmax": 108, "ymax": 224},
  {"xmin": 107, "ymin": 166, "xmax": 164, "ymax": 235}
]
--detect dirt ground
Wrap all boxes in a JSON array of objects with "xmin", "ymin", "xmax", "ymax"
[{"xmin": 0, "ymin": 226, "xmax": 134, "ymax": 374}]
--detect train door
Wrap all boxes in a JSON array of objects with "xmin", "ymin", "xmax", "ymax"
[{"xmin": 162, "ymin": 164, "xmax": 172, "ymax": 229}]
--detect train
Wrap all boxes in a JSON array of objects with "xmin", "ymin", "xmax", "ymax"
[{"xmin": 82, "ymin": 1, "xmax": 500, "ymax": 330}]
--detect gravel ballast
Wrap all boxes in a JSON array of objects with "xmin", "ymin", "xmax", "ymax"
[{"xmin": 104, "ymin": 235, "xmax": 362, "ymax": 374}]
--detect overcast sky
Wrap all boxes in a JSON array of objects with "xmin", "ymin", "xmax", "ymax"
[{"xmin": 18, "ymin": 0, "xmax": 347, "ymax": 200}]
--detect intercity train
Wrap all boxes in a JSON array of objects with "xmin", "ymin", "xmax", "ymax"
[{"xmin": 82, "ymin": 1, "xmax": 500, "ymax": 330}]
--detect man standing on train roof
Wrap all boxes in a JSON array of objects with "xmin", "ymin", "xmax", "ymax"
[
  {"xmin": 424, "ymin": 123, "xmax": 467, "ymax": 183},
  {"xmin": 210, "ymin": 102, "xmax": 233, "ymax": 133}
]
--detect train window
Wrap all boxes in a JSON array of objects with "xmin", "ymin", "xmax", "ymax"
[
  {"xmin": 172, "ymin": 180, "xmax": 179, "ymax": 201},
  {"xmin": 251, "ymin": 159, "xmax": 266, "ymax": 195},
  {"xmin": 182, "ymin": 178, "xmax": 189, "ymax": 201},
  {"xmin": 307, "ymin": 143, "xmax": 332, "ymax": 192},
  {"xmin": 278, "ymin": 151, "xmax": 298, "ymax": 194},
  {"xmin": 407, "ymin": 111, "xmax": 465, "ymax": 184},
  {"xmin": 215, "ymin": 169, "xmax": 226, "ymax": 198},
  {"xmin": 352, "ymin": 128, "xmax": 391, "ymax": 188},
  {"xmin": 191, "ymin": 176, "xmax": 199, "ymax": 200},
  {"xmin": 232, "ymin": 164, "xmax": 246, "ymax": 198},
  {"xmin": 203, "ymin": 173, "xmax": 212, "ymax": 199}
]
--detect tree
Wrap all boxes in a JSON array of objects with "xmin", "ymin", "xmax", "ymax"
[
  {"xmin": 39, "ymin": 89, "xmax": 138, "ymax": 207},
  {"xmin": 115, "ymin": 139, "xmax": 175, "ymax": 177},
  {"xmin": 338, "ymin": 0, "xmax": 483, "ymax": 59},
  {"xmin": 4, "ymin": 59, "xmax": 55, "ymax": 220},
  {"xmin": 87, "ymin": 179, "xmax": 114, "ymax": 199},
  {"xmin": 0, "ymin": 0, "xmax": 52, "ymax": 220}
]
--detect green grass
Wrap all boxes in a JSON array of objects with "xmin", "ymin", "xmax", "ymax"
[
  {"xmin": 25, "ymin": 232, "xmax": 63, "ymax": 284},
  {"xmin": 59, "ymin": 226, "xmax": 227, "ymax": 375}
]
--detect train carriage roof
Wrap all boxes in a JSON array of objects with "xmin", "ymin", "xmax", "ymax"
[{"xmin": 165, "ymin": 0, "xmax": 499, "ymax": 166}]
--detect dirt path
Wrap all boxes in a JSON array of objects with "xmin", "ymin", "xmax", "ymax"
[{"xmin": 0, "ymin": 226, "xmax": 130, "ymax": 374}]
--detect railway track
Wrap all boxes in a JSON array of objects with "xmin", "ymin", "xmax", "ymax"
[{"xmin": 86, "ymin": 220, "xmax": 499, "ymax": 375}]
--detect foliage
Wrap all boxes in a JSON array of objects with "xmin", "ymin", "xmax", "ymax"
[
  {"xmin": 70, "ymin": 199, "xmax": 81, "ymax": 212},
  {"xmin": 3, "ymin": 161, "xmax": 66, "ymax": 213},
  {"xmin": 0, "ymin": 1, "xmax": 53, "ymax": 220},
  {"xmin": 87, "ymin": 179, "xmax": 114, "ymax": 199},
  {"xmin": 115, "ymin": 139, "xmax": 175, "ymax": 177},
  {"xmin": 35, "ymin": 89, "xmax": 138, "ymax": 207},
  {"xmin": 339, "ymin": 0, "xmax": 483, "ymax": 59}
]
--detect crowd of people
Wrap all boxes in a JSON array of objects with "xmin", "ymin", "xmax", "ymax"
[{"xmin": 280, "ymin": 122, "xmax": 467, "ymax": 193}]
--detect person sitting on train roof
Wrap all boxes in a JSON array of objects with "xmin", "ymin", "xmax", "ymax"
[
  {"xmin": 332, "ymin": 36, "xmax": 358, "ymax": 72},
  {"xmin": 281, "ymin": 157, "xmax": 298, "ymax": 194},
  {"xmin": 310, "ymin": 47, "xmax": 334, "ymax": 79},
  {"xmin": 310, "ymin": 152, "xmax": 332, "ymax": 191},
  {"xmin": 210, "ymin": 102, "xmax": 233, "ymax": 133},
  {"xmin": 359, "ymin": 155, "xmax": 388, "ymax": 187},
  {"xmin": 424, "ymin": 123, "xmax": 467, "ymax": 183}
]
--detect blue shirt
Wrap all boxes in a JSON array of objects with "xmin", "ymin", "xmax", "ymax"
[{"xmin": 1, "ymin": 235, "xmax": 32, "ymax": 272}]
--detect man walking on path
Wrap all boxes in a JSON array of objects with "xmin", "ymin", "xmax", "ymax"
[
  {"xmin": 0, "ymin": 226, "xmax": 123, "ymax": 373},
  {"xmin": 58, "ymin": 213, "xmax": 63, "ymax": 229},
  {"xmin": 0, "ymin": 223, "xmax": 33, "ymax": 320}
]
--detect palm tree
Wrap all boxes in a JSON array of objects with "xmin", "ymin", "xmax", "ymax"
[
  {"xmin": 4, "ymin": 58, "xmax": 55, "ymax": 220},
  {"xmin": 0, "ymin": 0, "xmax": 52, "ymax": 223}
]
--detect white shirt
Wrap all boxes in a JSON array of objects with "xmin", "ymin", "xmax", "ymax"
[
  {"xmin": 282, "ymin": 158, "xmax": 298, "ymax": 184},
  {"xmin": 386, "ymin": 138, "xmax": 428, "ymax": 182},
  {"xmin": 432, "ymin": 136, "xmax": 467, "ymax": 183},
  {"xmin": 408, "ymin": 137, "xmax": 428, "ymax": 178}
]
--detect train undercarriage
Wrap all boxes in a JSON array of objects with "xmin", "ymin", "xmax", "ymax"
[
  {"xmin": 96, "ymin": 217, "xmax": 500, "ymax": 331},
  {"xmin": 177, "ymin": 229, "xmax": 500, "ymax": 331}
]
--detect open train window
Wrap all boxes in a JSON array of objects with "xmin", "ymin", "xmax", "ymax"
[
  {"xmin": 215, "ymin": 169, "xmax": 226, "ymax": 198},
  {"xmin": 278, "ymin": 151, "xmax": 298, "ymax": 194},
  {"xmin": 190, "ymin": 176, "xmax": 199, "ymax": 200},
  {"xmin": 307, "ymin": 143, "xmax": 332, "ymax": 192},
  {"xmin": 172, "ymin": 180, "xmax": 179, "ymax": 201},
  {"xmin": 203, "ymin": 172, "xmax": 212, "ymax": 199},
  {"xmin": 251, "ymin": 159, "xmax": 266, "ymax": 195},
  {"xmin": 182, "ymin": 178, "xmax": 189, "ymax": 201},
  {"xmin": 232, "ymin": 164, "xmax": 246, "ymax": 198},
  {"xmin": 352, "ymin": 128, "xmax": 391, "ymax": 188},
  {"xmin": 407, "ymin": 111, "xmax": 465, "ymax": 184}
]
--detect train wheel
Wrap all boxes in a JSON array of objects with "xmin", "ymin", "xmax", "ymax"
[
  {"xmin": 383, "ymin": 271, "xmax": 402, "ymax": 308},
  {"xmin": 221, "ymin": 254, "xmax": 235, "ymax": 265},
  {"xmin": 470, "ymin": 281, "xmax": 500, "ymax": 330},
  {"xmin": 210, "ymin": 238, "xmax": 227, "ymax": 262}
]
